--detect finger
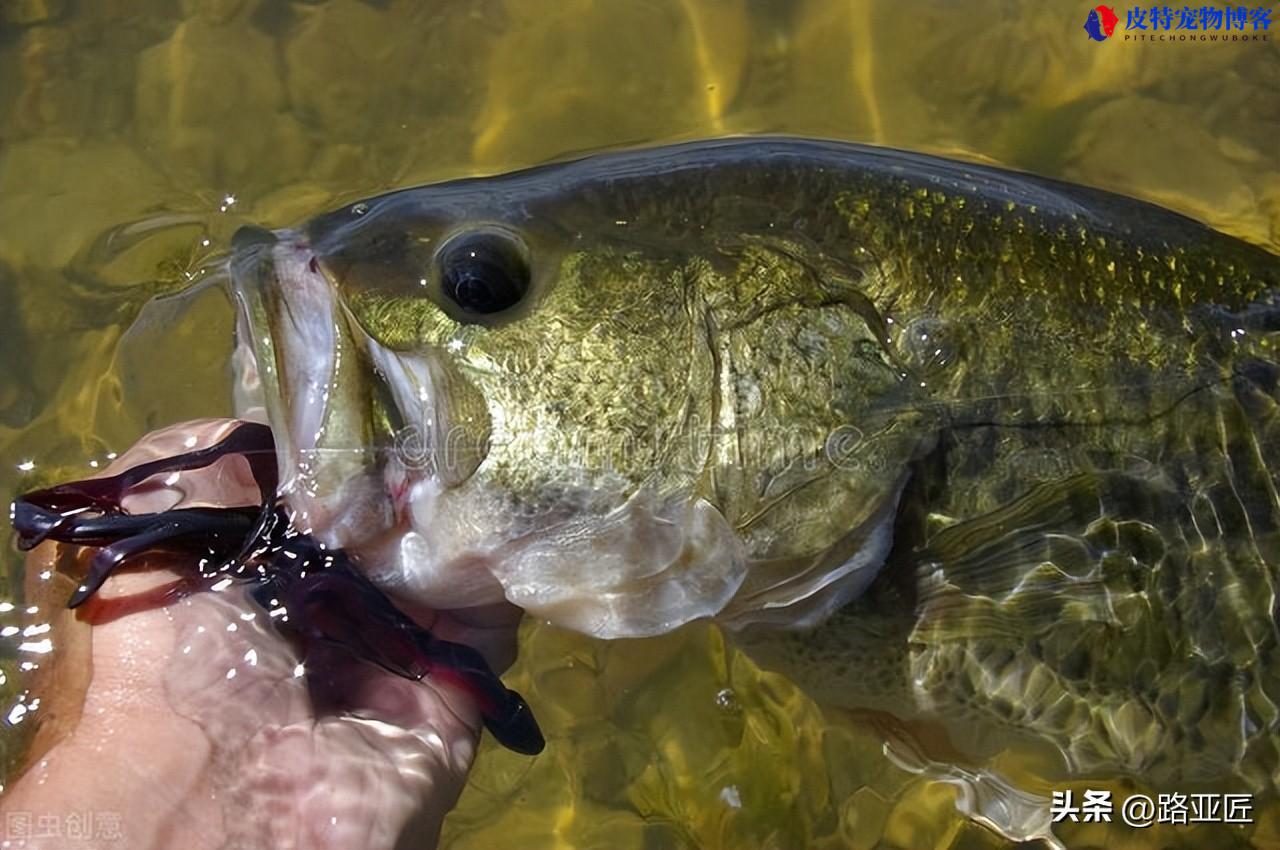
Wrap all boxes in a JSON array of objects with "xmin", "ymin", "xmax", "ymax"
[{"xmin": 106, "ymin": 418, "xmax": 264, "ymax": 512}]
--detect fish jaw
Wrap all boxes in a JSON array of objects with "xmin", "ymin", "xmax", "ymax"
[
  {"xmin": 230, "ymin": 231, "xmax": 401, "ymax": 554},
  {"xmin": 230, "ymin": 231, "xmax": 516, "ymax": 611}
]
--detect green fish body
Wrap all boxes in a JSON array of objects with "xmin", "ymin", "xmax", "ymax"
[{"xmin": 231, "ymin": 138, "xmax": 1280, "ymax": 797}]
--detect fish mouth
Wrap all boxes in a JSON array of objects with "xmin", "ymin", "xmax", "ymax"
[
  {"xmin": 228, "ymin": 229, "xmax": 487, "ymax": 560},
  {"xmin": 230, "ymin": 228, "xmax": 514, "ymax": 615}
]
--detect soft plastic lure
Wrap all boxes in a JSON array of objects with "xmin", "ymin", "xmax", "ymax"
[{"xmin": 11, "ymin": 421, "xmax": 544, "ymax": 755}]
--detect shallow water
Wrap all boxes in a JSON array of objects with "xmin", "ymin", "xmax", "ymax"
[{"xmin": 1, "ymin": 1, "xmax": 1278, "ymax": 848}]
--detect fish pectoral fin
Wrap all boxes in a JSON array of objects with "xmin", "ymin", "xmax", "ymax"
[
  {"xmin": 907, "ymin": 467, "xmax": 1280, "ymax": 783},
  {"xmin": 718, "ymin": 470, "xmax": 909, "ymax": 632}
]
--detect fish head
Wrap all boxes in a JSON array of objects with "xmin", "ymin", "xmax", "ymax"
[{"xmin": 230, "ymin": 174, "xmax": 933, "ymax": 638}]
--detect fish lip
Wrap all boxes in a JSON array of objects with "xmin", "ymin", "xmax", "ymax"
[
  {"xmin": 236, "ymin": 232, "xmax": 340, "ymax": 463},
  {"xmin": 229, "ymin": 228, "xmax": 316, "ymax": 482},
  {"xmin": 272, "ymin": 236, "xmax": 335, "ymax": 460}
]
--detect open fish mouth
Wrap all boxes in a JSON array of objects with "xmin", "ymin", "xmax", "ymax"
[
  {"xmin": 230, "ymin": 228, "xmax": 406, "ymax": 548},
  {"xmin": 230, "ymin": 228, "xmax": 499, "ymax": 603}
]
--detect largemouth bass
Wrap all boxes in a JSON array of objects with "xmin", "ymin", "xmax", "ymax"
[{"xmin": 230, "ymin": 138, "xmax": 1280, "ymax": 798}]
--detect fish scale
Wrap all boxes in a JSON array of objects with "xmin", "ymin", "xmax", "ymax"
[{"xmin": 231, "ymin": 137, "xmax": 1280, "ymax": 830}]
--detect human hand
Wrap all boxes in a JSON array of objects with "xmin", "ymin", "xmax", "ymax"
[{"xmin": 2, "ymin": 419, "xmax": 522, "ymax": 850}]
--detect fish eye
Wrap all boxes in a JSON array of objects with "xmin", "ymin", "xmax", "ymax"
[{"xmin": 435, "ymin": 230, "xmax": 530, "ymax": 317}]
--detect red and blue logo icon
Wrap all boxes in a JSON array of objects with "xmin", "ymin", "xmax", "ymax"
[{"xmin": 1084, "ymin": 5, "xmax": 1120, "ymax": 39}]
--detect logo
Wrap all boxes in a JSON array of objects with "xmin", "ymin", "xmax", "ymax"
[
  {"xmin": 1086, "ymin": 5, "xmax": 1272, "ymax": 42},
  {"xmin": 1084, "ymin": 5, "xmax": 1120, "ymax": 39}
]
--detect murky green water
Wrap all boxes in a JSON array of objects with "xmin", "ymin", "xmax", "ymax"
[{"xmin": 1, "ymin": 1, "xmax": 1278, "ymax": 848}]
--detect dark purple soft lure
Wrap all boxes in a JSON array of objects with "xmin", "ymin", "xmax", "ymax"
[{"xmin": 10, "ymin": 421, "xmax": 544, "ymax": 756}]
